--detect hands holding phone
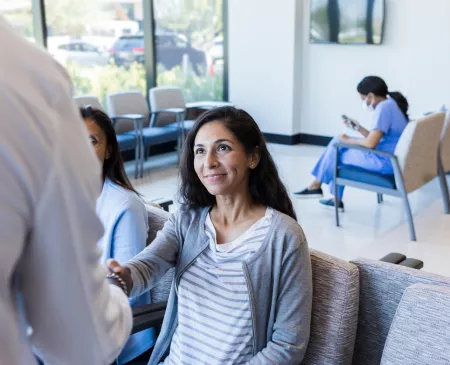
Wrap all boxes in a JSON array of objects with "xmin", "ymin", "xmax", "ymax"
[{"xmin": 342, "ymin": 115, "xmax": 360, "ymax": 131}]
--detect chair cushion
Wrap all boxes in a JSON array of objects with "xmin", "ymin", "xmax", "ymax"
[
  {"xmin": 141, "ymin": 127, "xmax": 178, "ymax": 146},
  {"xmin": 338, "ymin": 165, "xmax": 396, "ymax": 189},
  {"xmin": 302, "ymin": 250, "xmax": 359, "ymax": 365},
  {"xmin": 165, "ymin": 120, "xmax": 196, "ymax": 131},
  {"xmin": 380, "ymin": 284, "xmax": 450, "ymax": 365},
  {"xmin": 116, "ymin": 133, "xmax": 137, "ymax": 151}
]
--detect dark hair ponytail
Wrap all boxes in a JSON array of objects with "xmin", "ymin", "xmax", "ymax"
[
  {"xmin": 79, "ymin": 106, "xmax": 140, "ymax": 196},
  {"xmin": 387, "ymin": 91, "xmax": 409, "ymax": 120},
  {"xmin": 357, "ymin": 76, "xmax": 409, "ymax": 120}
]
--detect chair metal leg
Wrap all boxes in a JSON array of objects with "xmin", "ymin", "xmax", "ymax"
[
  {"xmin": 334, "ymin": 181, "xmax": 340, "ymax": 227},
  {"xmin": 134, "ymin": 144, "xmax": 139, "ymax": 179},
  {"xmin": 399, "ymin": 189, "xmax": 416, "ymax": 241},
  {"xmin": 333, "ymin": 146, "xmax": 340, "ymax": 227},
  {"xmin": 335, "ymin": 193, "xmax": 340, "ymax": 227},
  {"xmin": 438, "ymin": 161, "xmax": 450, "ymax": 214},
  {"xmin": 377, "ymin": 193, "xmax": 383, "ymax": 204}
]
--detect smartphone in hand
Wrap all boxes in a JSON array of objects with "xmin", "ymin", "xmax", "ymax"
[{"xmin": 341, "ymin": 115, "xmax": 358, "ymax": 130}]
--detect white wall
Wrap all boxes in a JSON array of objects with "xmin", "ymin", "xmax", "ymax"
[
  {"xmin": 228, "ymin": 0, "xmax": 297, "ymax": 135},
  {"xmin": 229, "ymin": 0, "xmax": 450, "ymax": 138},
  {"xmin": 294, "ymin": 0, "xmax": 450, "ymax": 137}
]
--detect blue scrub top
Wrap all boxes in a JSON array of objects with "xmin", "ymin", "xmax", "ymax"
[{"xmin": 371, "ymin": 97, "xmax": 408, "ymax": 154}]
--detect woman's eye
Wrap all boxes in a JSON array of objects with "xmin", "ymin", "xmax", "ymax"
[
  {"xmin": 218, "ymin": 144, "xmax": 230, "ymax": 152},
  {"xmin": 195, "ymin": 148, "xmax": 205, "ymax": 155},
  {"xmin": 90, "ymin": 138, "xmax": 98, "ymax": 146}
]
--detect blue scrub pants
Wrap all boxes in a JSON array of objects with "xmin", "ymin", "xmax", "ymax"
[{"xmin": 312, "ymin": 137, "xmax": 393, "ymax": 200}]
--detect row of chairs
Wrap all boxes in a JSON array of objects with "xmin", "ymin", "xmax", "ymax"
[
  {"xmin": 334, "ymin": 111, "xmax": 450, "ymax": 241},
  {"xmin": 75, "ymin": 87, "xmax": 233, "ymax": 178}
]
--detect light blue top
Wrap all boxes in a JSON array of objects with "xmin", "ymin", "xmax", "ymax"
[
  {"xmin": 127, "ymin": 207, "xmax": 313, "ymax": 365},
  {"xmin": 371, "ymin": 97, "xmax": 408, "ymax": 154},
  {"xmin": 97, "ymin": 179, "xmax": 155, "ymax": 364}
]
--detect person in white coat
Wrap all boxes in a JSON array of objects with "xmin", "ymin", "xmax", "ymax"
[{"xmin": 0, "ymin": 16, "xmax": 132, "ymax": 365}]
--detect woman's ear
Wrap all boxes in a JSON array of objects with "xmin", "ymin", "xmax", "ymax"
[
  {"xmin": 249, "ymin": 147, "xmax": 261, "ymax": 169},
  {"xmin": 106, "ymin": 147, "xmax": 112, "ymax": 160}
]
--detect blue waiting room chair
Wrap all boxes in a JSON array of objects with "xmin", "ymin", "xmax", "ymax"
[{"xmin": 334, "ymin": 112, "xmax": 450, "ymax": 241}]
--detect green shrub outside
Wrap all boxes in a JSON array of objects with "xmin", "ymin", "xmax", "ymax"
[{"xmin": 67, "ymin": 61, "xmax": 223, "ymax": 108}]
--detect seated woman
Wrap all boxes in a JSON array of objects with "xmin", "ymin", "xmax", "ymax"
[
  {"xmin": 294, "ymin": 76, "xmax": 409, "ymax": 211},
  {"xmin": 106, "ymin": 107, "xmax": 313, "ymax": 365},
  {"xmin": 80, "ymin": 106, "xmax": 155, "ymax": 365}
]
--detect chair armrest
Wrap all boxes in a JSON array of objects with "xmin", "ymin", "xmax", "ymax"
[
  {"xmin": 132, "ymin": 302, "xmax": 167, "ymax": 335},
  {"xmin": 380, "ymin": 253, "xmax": 407, "ymax": 264},
  {"xmin": 399, "ymin": 258, "xmax": 424, "ymax": 270},
  {"xmin": 151, "ymin": 199, "xmax": 173, "ymax": 212},
  {"xmin": 151, "ymin": 108, "xmax": 185, "ymax": 115},
  {"xmin": 110, "ymin": 114, "xmax": 145, "ymax": 121},
  {"xmin": 334, "ymin": 142, "xmax": 396, "ymax": 160},
  {"xmin": 132, "ymin": 310, "xmax": 166, "ymax": 334},
  {"xmin": 132, "ymin": 301, "xmax": 168, "ymax": 317},
  {"xmin": 185, "ymin": 101, "xmax": 233, "ymax": 109},
  {"xmin": 110, "ymin": 114, "xmax": 145, "ymax": 134}
]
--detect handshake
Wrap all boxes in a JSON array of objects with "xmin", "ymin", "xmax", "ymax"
[{"xmin": 106, "ymin": 259, "xmax": 132, "ymax": 296}]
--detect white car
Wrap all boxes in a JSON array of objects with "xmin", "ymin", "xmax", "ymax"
[{"xmin": 53, "ymin": 42, "xmax": 109, "ymax": 67}]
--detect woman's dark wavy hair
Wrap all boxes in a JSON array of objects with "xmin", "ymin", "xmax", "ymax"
[
  {"xmin": 79, "ymin": 106, "xmax": 139, "ymax": 195},
  {"xmin": 179, "ymin": 106, "xmax": 297, "ymax": 220},
  {"xmin": 357, "ymin": 76, "xmax": 409, "ymax": 120}
]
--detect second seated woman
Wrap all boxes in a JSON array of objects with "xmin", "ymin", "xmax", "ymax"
[{"xmin": 80, "ymin": 106, "xmax": 155, "ymax": 365}]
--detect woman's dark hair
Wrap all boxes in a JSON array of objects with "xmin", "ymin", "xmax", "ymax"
[
  {"xmin": 79, "ymin": 106, "xmax": 139, "ymax": 195},
  {"xmin": 357, "ymin": 76, "xmax": 409, "ymax": 120},
  {"xmin": 179, "ymin": 106, "xmax": 297, "ymax": 220}
]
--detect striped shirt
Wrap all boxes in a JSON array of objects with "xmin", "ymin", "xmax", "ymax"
[{"xmin": 161, "ymin": 207, "xmax": 273, "ymax": 365}]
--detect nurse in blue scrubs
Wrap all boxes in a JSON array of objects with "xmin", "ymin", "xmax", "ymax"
[{"xmin": 294, "ymin": 76, "xmax": 409, "ymax": 211}]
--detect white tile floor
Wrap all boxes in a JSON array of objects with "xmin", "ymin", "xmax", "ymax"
[{"xmin": 127, "ymin": 143, "xmax": 450, "ymax": 277}]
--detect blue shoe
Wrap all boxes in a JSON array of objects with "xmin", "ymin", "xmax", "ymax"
[
  {"xmin": 319, "ymin": 198, "xmax": 344, "ymax": 212},
  {"xmin": 293, "ymin": 187, "xmax": 323, "ymax": 199}
]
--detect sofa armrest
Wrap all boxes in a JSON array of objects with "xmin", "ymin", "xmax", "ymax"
[
  {"xmin": 131, "ymin": 302, "xmax": 167, "ymax": 335},
  {"xmin": 379, "ymin": 253, "xmax": 407, "ymax": 264},
  {"xmin": 399, "ymin": 258, "xmax": 424, "ymax": 269},
  {"xmin": 151, "ymin": 199, "xmax": 173, "ymax": 212}
]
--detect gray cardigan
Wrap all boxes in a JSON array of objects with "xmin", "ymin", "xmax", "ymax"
[{"xmin": 127, "ymin": 207, "xmax": 313, "ymax": 365}]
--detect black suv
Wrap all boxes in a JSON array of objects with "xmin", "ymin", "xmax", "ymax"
[{"xmin": 109, "ymin": 34, "xmax": 207, "ymax": 75}]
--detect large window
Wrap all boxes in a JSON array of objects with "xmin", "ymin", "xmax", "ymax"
[
  {"xmin": 7, "ymin": 0, "xmax": 227, "ymax": 104},
  {"xmin": 1, "ymin": 0, "xmax": 34, "ymax": 41},
  {"xmin": 153, "ymin": 0, "xmax": 224, "ymax": 101},
  {"xmin": 45, "ymin": 0, "xmax": 146, "ymax": 106}
]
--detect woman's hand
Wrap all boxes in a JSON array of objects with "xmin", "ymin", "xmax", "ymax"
[
  {"xmin": 343, "ymin": 118, "xmax": 360, "ymax": 131},
  {"xmin": 339, "ymin": 134, "xmax": 351, "ymax": 143},
  {"xmin": 106, "ymin": 259, "xmax": 133, "ymax": 294}
]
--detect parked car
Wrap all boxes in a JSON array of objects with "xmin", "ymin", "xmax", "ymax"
[
  {"xmin": 52, "ymin": 42, "xmax": 109, "ymax": 67},
  {"xmin": 109, "ymin": 34, "xmax": 207, "ymax": 75}
]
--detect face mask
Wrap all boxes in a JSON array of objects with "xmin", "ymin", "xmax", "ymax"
[{"xmin": 362, "ymin": 97, "xmax": 375, "ymax": 111}]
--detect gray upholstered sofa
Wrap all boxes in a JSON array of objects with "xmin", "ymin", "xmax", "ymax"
[{"xmin": 134, "ymin": 205, "xmax": 450, "ymax": 365}]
